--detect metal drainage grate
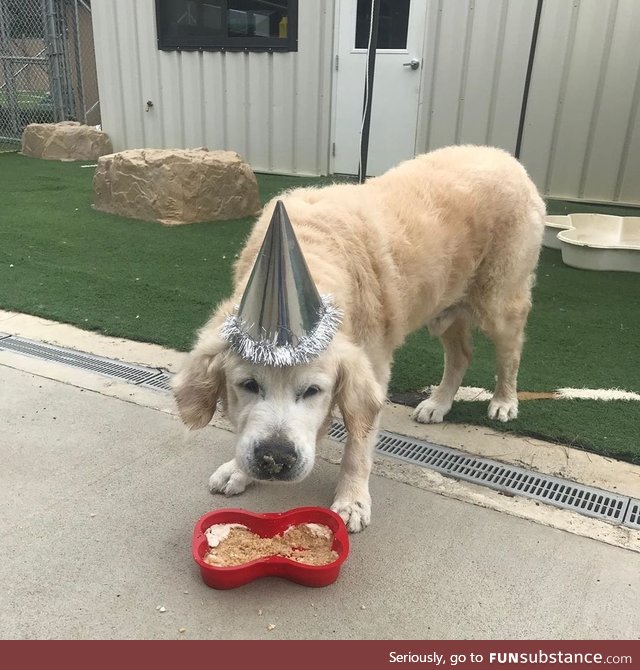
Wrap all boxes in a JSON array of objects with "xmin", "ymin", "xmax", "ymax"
[
  {"xmin": 375, "ymin": 428, "xmax": 629, "ymax": 523},
  {"xmin": 330, "ymin": 421, "xmax": 636, "ymax": 529},
  {"xmin": 139, "ymin": 372, "xmax": 174, "ymax": 391},
  {"xmin": 328, "ymin": 421, "xmax": 348, "ymax": 443},
  {"xmin": 0, "ymin": 335, "xmax": 163, "ymax": 386},
  {"xmin": 625, "ymin": 500, "xmax": 640, "ymax": 530}
]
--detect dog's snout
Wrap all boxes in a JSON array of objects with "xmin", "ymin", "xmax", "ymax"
[{"xmin": 254, "ymin": 440, "xmax": 298, "ymax": 479}]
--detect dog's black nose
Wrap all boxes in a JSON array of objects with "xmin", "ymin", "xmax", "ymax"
[{"xmin": 254, "ymin": 440, "xmax": 298, "ymax": 479}]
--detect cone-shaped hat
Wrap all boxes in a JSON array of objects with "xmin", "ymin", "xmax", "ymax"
[{"xmin": 221, "ymin": 201, "xmax": 341, "ymax": 366}]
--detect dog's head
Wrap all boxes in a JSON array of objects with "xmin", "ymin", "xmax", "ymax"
[{"xmin": 172, "ymin": 328, "xmax": 384, "ymax": 483}]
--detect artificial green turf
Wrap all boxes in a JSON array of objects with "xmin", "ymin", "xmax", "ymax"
[
  {"xmin": 0, "ymin": 156, "xmax": 338, "ymax": 350},
  {"xmin": 1, "ymin": 153, "xmax": 639, "ymax": 463}
]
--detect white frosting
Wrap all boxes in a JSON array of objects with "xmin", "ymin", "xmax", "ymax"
[
  {"xmin": 283, "ymin": 523, "xmax": 332, "ymax": 539},
  {"xmin": 205, "ymin": 523, "xmax": 248, "ymax": 548}
]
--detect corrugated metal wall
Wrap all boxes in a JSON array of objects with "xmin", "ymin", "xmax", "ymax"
[
  {"xmin": 92, "ymin": 0, "xmax": 640, "ymax": 204},
  {"xmin": 414, "ymin": 0, "xmax": 640, "ymax": 205},
  {"xmin": 519, "ymin": 0, "xmax": 640, "ymax": 205},
  {"xmin": 416, "ymin": 0, "xmax": 538, "ymax": 156},
  {"xmin": 91, "ymin": 0, "xmax": 335, "ymax": 175}
]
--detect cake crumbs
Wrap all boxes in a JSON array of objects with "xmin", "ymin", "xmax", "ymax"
[
  {"xmin": 267, "ymin": 624, "xmax": 276, "ymax": 631},
  {"xmin": 203, "ymin": 523, "xmax": 338, "ymax": 567}
]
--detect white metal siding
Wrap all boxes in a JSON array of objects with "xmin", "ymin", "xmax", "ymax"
[
  {"xmin": 415, "ymin": 0, "xmax": 640, "ymax": 205},
  {"xmin": 416, "ymin": 0, "xmax": 537, "ymax": 155},
  {"xmin": 519, "ymin": 0, "xmax": 640, "ymax": 205},
  {"xmin": 91, "ymin": 0, "xmax": 335, "ymax": 175},
  {"xmin": 92, "ymin": 0, "xmax": 640, "ymax": 203}
]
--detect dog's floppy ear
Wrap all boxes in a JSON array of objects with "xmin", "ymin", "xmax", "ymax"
[
  {"xmin": 172, "ymin": 318, "xmax": 229, "ymax": 430},
  {"xmin": 333, "ymin": 339, "xmax": 385, "ymax": 440}
]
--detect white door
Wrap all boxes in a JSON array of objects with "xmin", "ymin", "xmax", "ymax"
[{"xmin": 332, "ymin": 0, "xmax": 428, "ymax": 176}]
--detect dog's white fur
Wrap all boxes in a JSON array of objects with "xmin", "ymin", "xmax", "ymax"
[{"xmin": 173, "ymin": 145, "xmax": 545, "ymax": 532}]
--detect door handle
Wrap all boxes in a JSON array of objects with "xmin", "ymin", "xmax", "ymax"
[{"xmin": 403, "ymin": 58, "xmax": 420, "ymax": 70}]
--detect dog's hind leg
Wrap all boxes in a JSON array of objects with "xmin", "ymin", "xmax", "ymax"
[
  {"xmin": 481, "ymin": 291, "xmax": 532, "ymax": 422},
  {"xmin": 209, "ymin": 458, "xmax": 253, "ymax": 496},
  {"xmin": 413, "ymin": 309, "xmax": 473, "ymax": 424}
]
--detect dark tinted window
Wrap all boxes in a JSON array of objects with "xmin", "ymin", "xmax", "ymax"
[
  {"xmin": 355, "ymin": 0, "xmax": 410, "ymax": 50},
  {"xmin": 156, "ymin": 0, "xmax": 297, "ymax": 51}
]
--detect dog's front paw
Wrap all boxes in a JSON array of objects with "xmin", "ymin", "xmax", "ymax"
[
  {"xmin": 488, "ymin": 397, "xmax": 518, "ymax": 422},
  {"xmin": 208, "ymin": 459, "xmax": 252, "ymax": 496},
  {"xmin": 412, "ymin": 398, "xmax": 452, "ymax": 424},
  {"xmin": 331, "ymin": 499, "xmax": 371, "ymax": 533}
]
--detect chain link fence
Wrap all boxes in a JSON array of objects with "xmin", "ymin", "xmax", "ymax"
[{"xmin": 0, "ymin": 0, "xmax": 99, "ymax": 152}]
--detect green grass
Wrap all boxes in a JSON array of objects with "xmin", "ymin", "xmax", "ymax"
[
  {"xmin": 0, "ymin": 141, "xmax": 19, "ymax": 152},
  {"xmin": 0, "ymin": 89, "xmax": 52, "ymax": 109},
  {"xmin": 1, "ymin": 153, "xmax": 639, "ymax": 463}
]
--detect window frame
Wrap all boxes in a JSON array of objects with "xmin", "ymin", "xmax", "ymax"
[{"xmin": 155, "ymin": 0, "xmax": 299, "ymax": 53}]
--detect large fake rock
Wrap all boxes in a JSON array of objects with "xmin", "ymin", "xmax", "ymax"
[
  {"xmin": 21, "ymin": 121, "xmax": 113, "ymax": 161},
  {"xmin": 93, "ymin": 148, "xmax": 261, "ymax": 225}
]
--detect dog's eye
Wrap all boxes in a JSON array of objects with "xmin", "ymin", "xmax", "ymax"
[
  {"xmin": 302, "ymin": 385, "xmax": 321, "ymax": 400},
  {"xmin": 240, "ymin": 379, "xmax": 260, "ymax": 394}
]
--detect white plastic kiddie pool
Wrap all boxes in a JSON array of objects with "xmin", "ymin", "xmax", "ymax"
[{"xmin": 543, "ymin": 214, "xmax": 640, "ymax": 273}]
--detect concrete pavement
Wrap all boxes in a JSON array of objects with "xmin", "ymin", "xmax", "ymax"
[{"xmin": 1, "ymin": 364, "xmax": 639, "ymax": 640}]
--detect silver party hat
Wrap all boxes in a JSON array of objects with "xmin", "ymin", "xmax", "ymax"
[{"xmin": 220, "ymin": 201, "xmax": 341, "ymax": 366}]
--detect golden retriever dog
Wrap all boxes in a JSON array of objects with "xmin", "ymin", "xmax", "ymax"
[{"xmin": 172, "ymin": 145, "xmax": 545, "ymax": 532}]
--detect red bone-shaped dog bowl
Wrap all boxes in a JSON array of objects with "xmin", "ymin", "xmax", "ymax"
[{"xmin": 192, "ymin": 507, "xmax": 350, "ymax": 589}]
